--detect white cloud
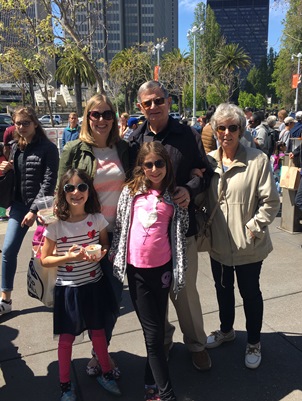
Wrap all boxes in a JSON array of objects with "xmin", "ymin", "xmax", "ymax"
[{"xmin": 179, "ymin": 0, "xmax": 205, "ymax": 12}]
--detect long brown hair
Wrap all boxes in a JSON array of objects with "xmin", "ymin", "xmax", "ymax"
[
  {"xmin": 127, "ymin": 142, "xmax": 175, "ymax": 196},
  {"xmin": 12, "ymin": 106, "xmax": 47, "ymax": 150},
  {"xmin": 80, "ymin": 93, "xmax": 119, "ymax": 147}
]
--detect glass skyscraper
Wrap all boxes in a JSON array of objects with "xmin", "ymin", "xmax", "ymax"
[{"xmin": 207, "ymin": 0, "xmax": 269, "ymax": 67}]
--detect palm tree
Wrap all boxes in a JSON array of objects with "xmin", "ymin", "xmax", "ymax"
[
  {"xmin": 55, "ymin": 50, "xmax": 96, "ymax": 115},
  {"xmin": 213, "ymin": 43, "xmax": 251, "ymax": 101},
  {"xmin": 160, "ymin": 49, "xmax": 191, "ymax": 114}
]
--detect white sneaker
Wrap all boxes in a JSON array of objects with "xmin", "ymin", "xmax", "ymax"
[
  {"xmin": 245, "ymin": 343, "xmax": 261, "ymax": 369},
  {"xmin": 206, "ymin": 329, "xmax": 236, "ymax": 348},
  {"xmin": 0, "ymin": 299, "xmax": 12, "ymax": 315}
]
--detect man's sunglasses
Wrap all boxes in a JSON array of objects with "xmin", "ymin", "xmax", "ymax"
[
  {"xmin": 88, "ymin": 110, "xmax": 115, "ymax": 121},
  {"xmin": 140, "ymin": 97, "xmax": 166, "ymax": 110},
  {"xmin": 217, "ymin": 125, "xmax": 239, "ymax": 133},
  {"xmin": 64, "ymin": 183, "xmax": 89, "ymax": 193},
  {"xmin": 285, "ymin": 122, "xmax": 293, "ymax": 126},
  {"xmin": 143, "ymin": 159, "xmax": 166, "ymax": 170}
]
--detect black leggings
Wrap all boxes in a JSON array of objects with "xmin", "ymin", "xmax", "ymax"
[{"xmin": 127, "ymin": 261, "xmax": 176, "ymax": 401}]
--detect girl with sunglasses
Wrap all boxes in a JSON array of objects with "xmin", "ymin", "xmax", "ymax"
[
  {"xmin": 109, "ymin": 142, "xmax": 188, "ymax": 401},
  {"xmin": 57, "ymin": 93, "xmax": 129, "ymax": 377},
  {"xmin": 41, "ymin": 168, "xmax": 121, "ymax": 400}
]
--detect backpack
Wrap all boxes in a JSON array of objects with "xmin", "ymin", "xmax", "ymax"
[{"xmin": 266, "ymin": 127, "xmax": 277, "ymax": 157}]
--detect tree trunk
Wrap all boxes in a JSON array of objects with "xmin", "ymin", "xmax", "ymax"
[{"xmin": 74, "ymin": 73, "xmax": 83, "ymax": 116}]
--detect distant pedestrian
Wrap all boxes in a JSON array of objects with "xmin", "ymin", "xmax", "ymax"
[
  {"xmin": 119, "ymin": 112, "xmax": 129, "ymax": 138},
  {"xmin": 123, "ymin": 116, "xmax": 138, "ymax": 141},
  {"xmin": 62, "ymin": 112, "xmax": 80, "ymax": 148},
  {"xmin": 110, "ymin": 142, "xmax": 188, "ymax": 401},
  {"xmin": 41, "ymin": 168, "xmax": 121, "ymax": 400}
]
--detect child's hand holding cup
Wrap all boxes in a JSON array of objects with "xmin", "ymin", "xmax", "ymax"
[{"xmin": 85, "ymin": 244, "xmax": 106, "ymax": 261}]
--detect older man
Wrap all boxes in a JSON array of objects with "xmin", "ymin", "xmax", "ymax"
[{"xmin": 129, "ymin": 80, "xmax": 213, "ymax": 371}]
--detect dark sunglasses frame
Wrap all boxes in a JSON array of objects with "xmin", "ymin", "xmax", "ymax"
[
  {"xmin": 88, "ymin": 110, "xmax": 115, "ymax": 121},
  {"xmin": 64, "ymin": 183, "xmax": 89, "ymax": 193},
  {"xmin": 143, "ymin": 159, "xmax": 166, "ymax": 170},
  {"xmin": 140, "ymin": 97, "xmax": 166, "ymax": 110},
  {"xmin": 217, "ymin": 124, "xmax": 239, "ymax": 133},
  {"xmin": 285, "ymin": 122, "xmax": 293, "ymax": 126},
  {"xmin": 15, "ymin": 121, "xmax": 32, "ymax": 127}
]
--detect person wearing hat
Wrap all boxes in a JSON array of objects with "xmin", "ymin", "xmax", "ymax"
[
  {"xmin": 288, "ymin": 111, "xmax": 302, "ymax": 151},
  {"xmin": 123, "ymin": 117, "xmax": 138, "ymax": 141},
  {"xmin": 279, "ymin": 116, "xmax": 296, "ymax": 150}
]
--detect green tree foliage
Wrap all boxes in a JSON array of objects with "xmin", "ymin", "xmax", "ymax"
[
  {"xmin": 271, "ymin": 0, "xmax": 302, "ymax": 110},
  {"xmin": 55, "ymin": 49, "xmax": 96, "ymax": 116},
  {"xmin": 213, "ymin": 43, "xmax": 251, "ymax": 101},
  {"xmin": 160, "ymin": 49, "xmax": 191, "ymax": 114},
  {"xmin": 109, "ymin": 46, "xmax": 152, "ymax": 113}
]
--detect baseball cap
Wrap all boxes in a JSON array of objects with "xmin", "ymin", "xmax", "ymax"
[
  {"xmin": 127, "ymin": 117, "xmax": 138, "ymax": 127},
  {"xmin": 284, "ymin": 116, "xmax": 296, "ymax": 124},
  {"xmin": 295, "ymin": 111, "xmax": 302, "ymax": 120}
]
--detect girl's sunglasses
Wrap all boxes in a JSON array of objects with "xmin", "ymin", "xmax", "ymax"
[
  {"xmin": 143, "ymin": 159, "xmax": 166, "ymax": 170},
  {"xmin": 88, "ymin": 110, "xmax": 115, "ymax": 121},
  {"xmin": 64, "ymin": 183, "xmax": 89, "ymax": 193},
  {"xmin": 140, "ymin": 97, "xmax": 166, "ymax": 110},
  {"xmin": 217, "ymin": 124, "xmax": 239, "ymax": 133}
]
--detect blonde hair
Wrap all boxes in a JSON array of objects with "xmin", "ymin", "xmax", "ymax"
[{"xmin": 79, "ymin": 93, "xmax": 119, "ymax": 147}]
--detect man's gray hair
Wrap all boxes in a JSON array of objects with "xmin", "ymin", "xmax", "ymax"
[
  {"xmin": 266, "ymin": 115, "xmax": 277, "ymax": 128},
  {"xmin": 137, "ymin": 81, "xmax": 169, "ymax": 103}
]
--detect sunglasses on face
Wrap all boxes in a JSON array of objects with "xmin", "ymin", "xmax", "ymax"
[
  {"xmin": 88, "ymin": 110, "xmax": 115, "ymax": 121},
  {"xmin": 217, "ymin": 124, "xmax": 239, "ymax": 133},
  {"xmin": 15, "ymin": 121, "xmax": 32, "ymax": 127},
  {"xmin": 143, "ymin": 159, "xmax": 166, "ymax": 170},
  {"xmin": 140, "ymin": 97, "xmax": 166, "ymax": 110},
  {"xmin": 285, "ymin": 122, "xmax": 293, "ymax": 126},
  {"xmin": 64, "ymin": 183, "xmax": 89, "ymax": 193}
]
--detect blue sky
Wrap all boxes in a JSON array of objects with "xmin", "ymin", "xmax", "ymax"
[{"xmin": 178, "ymin": 0, "xmax": 288, "ymax": 53}]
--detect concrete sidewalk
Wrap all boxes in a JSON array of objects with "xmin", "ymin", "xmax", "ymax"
[{"xmin": 0, "ymin": 215, "xmax": 302, "ymax": 401}]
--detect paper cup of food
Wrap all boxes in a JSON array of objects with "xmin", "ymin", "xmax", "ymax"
[{"xmin": 85, "ymin": 244, "xmax": 102, "ymax": 258}]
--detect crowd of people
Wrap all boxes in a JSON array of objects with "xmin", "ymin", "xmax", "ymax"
[{"xmin": 0, "ymin": 83, "xmax": 301, "ymax": 401}]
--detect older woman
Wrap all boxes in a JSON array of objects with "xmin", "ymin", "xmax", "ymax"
[
  {"xmin": 57, "ymin": 93, "xmax": 129, "ymax": 378},
  {"xmin": 205, "ymin": 103, "xmax": 280, "ymax": 369},
  {"xmin": 0, "ymin": 106, "xmax": 59, "ymax": 315}
]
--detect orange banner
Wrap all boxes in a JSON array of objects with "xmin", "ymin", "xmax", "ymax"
[
  {"xmin": 292, "ymin": 74, "xmax": 301, "ymax": 89},
  {"xmin": 154, "ymin": 65, "xmax": 160, "ymax": 81}
]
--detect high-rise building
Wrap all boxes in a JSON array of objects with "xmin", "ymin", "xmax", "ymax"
[
  {"xmin": 75, "ymin": 0, "xmax": 178, "ymax": 66},
  {"xmin": 207, "ymin": 0, "xmax": 269, "ymax": 67}
]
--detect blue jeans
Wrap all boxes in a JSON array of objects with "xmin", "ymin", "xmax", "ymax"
[{"xmin": 1, "ymin": 202, "xmax": 30, "ymax": 292}]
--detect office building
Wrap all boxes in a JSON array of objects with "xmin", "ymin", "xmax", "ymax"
[
  {"xmin": 207, "ymin": 0, "xmax": 269, "ymax": 67},
  {"xmin": 75, "ymin": 0, "xmax": 178, "ymax": 66}
]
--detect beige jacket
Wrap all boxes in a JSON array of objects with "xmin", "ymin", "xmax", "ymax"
[{"xmin": 206, "ymin": 144, "xmax": 280, "ymax": 266}]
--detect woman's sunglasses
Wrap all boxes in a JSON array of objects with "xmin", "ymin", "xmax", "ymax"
[
  {"xmin": 217, "ymin": 125, "xmax": 239, "ymax": 133},
  {"xmin": 143, "ymin": 159, "xmax": 166, "ymax": 170},
  {"xmin": 64, "ymin": 183, "xmax": 89, "ymax": 193},
  {"xmin": 88, "ymin": 110, "xmax": 115, "ymax": 121},
  {"xmin": 140, "ymin": 97, "xmax": 166, "ymax": 110},
  {"xmin": 15, "ymin": 121, "xmax": 32, "ymax": 127}
]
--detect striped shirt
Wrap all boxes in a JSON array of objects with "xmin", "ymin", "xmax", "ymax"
[
  {"xmin": 93, "ymin": 146, "xmax": 125, "ymax": 232},
  {"xmin": 44, "ymin": 213, "xmax": 108, "ymax": 287}
]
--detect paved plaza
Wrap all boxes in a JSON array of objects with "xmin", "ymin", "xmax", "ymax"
[{"xmin": 0, "ymin": 213, "xmax": 302, "ymax": 401}]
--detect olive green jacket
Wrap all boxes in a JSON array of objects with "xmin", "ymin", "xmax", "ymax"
[{"xmin": 57, "ymin": 139, "xmax": 129, "ymax": 187}]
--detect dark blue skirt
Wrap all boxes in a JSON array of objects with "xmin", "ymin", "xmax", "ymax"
[{"xmin": 53, "ymin": 276, "xmax": 118, "ymax": 336}]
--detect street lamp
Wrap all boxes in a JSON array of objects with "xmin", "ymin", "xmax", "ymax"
[
  {"xmin": 291, "ymin": 52, "xmax": 302, "ymax": 112},
  {"xmin": 187, "ymin": 24, "xmax": 204, "ymax": 125},
  {"xmin": 152, "ymin": 41, "xmax": 165, "ymax": 80}
]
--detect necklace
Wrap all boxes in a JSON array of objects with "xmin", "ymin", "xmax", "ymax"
[{"xmin": 137, "ymin": 194, "xmax": 162, "ymax": 245}]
